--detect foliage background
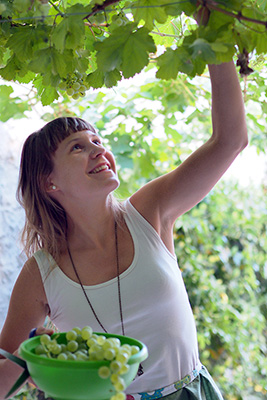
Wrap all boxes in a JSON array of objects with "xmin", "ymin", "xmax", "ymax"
[{"xmin": 1, "ymin": 0, "xmax": 266, "ymax": 399}]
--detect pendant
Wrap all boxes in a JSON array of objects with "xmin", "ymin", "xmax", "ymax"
[{"xmin": 137, "ymin": 363, "xmax": 144, "ymax": 376}]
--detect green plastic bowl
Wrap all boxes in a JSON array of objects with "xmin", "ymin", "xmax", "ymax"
[{"xmin": 19, "ymin": 332, "xmax": 148, "ymax": 400}]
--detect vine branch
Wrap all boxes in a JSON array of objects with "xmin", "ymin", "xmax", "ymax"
[
  {"xmin": 83, "ymin": 0, "xmax": 121, "ymax": 19},
  {"xmin": 198, "ymin": 0, "xmax": 267, "ymax": 28},
  {"xmin": 84, "ymin": 0, "xmax": 267, "ymax": 29}
]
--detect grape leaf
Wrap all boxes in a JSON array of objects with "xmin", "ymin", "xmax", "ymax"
[
  {"xmin": 86, "ymin": 69, "xmax": 105, "ymax": 89},
  {"xmin": 104, "ymin": 69, "xmax": 122, "ymax": 88},
  {"xmin": 95, "ymin": 24, "xmax": 155, "ymax": 78},
  {"xmin": 189, "ymin": 38, "xmax": 216, "ymax": 63},
  {"xmin": 0, "ymin": 55, "xmax": 22, "ymax": 80},
  {"xmin": 132, "ymin": 0, "xmax": 169, "ymax": 30},
  {"xmin": 256, "ymin": 32, "xmax": 267, "ymax": 54},
  {"xmin": 164, "ymin": 0, "xmax": 195, "ymax": 17},
  {"xmin": 51, "ymin": 49, "xmax": 68, "ymax": 77},
  {"xmin": 121, "ymin": 27, "xmax": 156, "ymax": 78},
  {"xmin": 41, "ymin": 86, "xmax": 59, "ymax": 106},
  {"xmin": 51, "ymin": 18, "xmax": 70, "ymax": 52},
  {"xmin": 6, "ymin": 27, "xmax": 35, "ymax": 62},
  {"xmin": 28, "ymin": 48, "xmax": 52, "ymax": 74},
  {"xmin": 13, "ymin": 0, "xmax": 31, "ymax": 13},
  {"xmin": 95, "ymin": 24, "xmax": 132, "ymax": 72},
  {"xmin": 156, "ymin": 47, "xmax": 194, "ymax": 80},
  {"xmin": 51, "ymin": 5, "xmax": 91, "ymax": 52}
]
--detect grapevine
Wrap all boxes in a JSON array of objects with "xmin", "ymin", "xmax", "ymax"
[{"xmin": 0, "ymin": 0, "xmax": 266, "ymax": 105}]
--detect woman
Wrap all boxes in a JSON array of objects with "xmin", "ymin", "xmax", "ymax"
[{"xmin": 0, "ymin": 61, "xmax": 248, "ymax": 400}]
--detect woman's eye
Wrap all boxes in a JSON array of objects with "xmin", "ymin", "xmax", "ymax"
[
  {"xmin": 71, "ymin": 143, "xmax": 82, "ymax": 151},
  {"xmin": 93, "ymin": 139, "xmax": 101, "ymax": 145}
]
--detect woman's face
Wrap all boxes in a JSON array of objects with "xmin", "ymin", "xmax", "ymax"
[{"xmin": 47, "ymin": 130, "xmax": 120, "ymax": 202}]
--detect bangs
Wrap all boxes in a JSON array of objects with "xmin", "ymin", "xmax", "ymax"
[{"xmin": 37, "ymin": 117, "xmax": 96, "ymax": 153}]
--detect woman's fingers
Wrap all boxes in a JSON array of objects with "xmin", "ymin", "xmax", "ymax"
[{"xmin": 34, "ymin": 326, "xmax": 54, "ymax": 337}]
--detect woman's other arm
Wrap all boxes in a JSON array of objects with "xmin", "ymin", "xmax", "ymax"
[{"xmin": 0, "ymin": 257, "xmax": 51, "ymax": 399}]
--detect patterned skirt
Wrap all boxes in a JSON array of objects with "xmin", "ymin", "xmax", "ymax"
[{"xmin": 127, "ymin": 366, "xmax": 224, "ymax": 400}]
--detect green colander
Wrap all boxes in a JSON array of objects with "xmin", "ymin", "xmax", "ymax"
[{"xmin": 1, "ymin": 332, "xmax": 148, "ymax": 400}]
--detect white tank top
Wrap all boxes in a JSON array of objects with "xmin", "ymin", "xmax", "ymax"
[{"xmin": 34, "ymin": 198, "xmax": 201, "ymax": 394}]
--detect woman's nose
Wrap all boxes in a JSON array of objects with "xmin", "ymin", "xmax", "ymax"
[{"xmin": 90, "ymin": 143, "xmax": 105, "ymax": 158}]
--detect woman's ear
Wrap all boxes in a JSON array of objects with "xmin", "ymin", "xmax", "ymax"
[{"xmin": 45, "ymin": 177, "xmax": 58, "ymax": 193}]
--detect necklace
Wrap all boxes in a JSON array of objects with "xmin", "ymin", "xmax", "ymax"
[
  {"xmin": 67, "ymin": 220, "xmax": 144, "ymax": 376},
  {"xmin": 67, "ymin": 221, "xmax": 125, "ymax": 335}
]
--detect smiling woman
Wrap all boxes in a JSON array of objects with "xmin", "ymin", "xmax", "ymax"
[
  {"xmin": 0, "ymin": 61, "xmax": 248, "ymax": 400},
  {"xmin": 16, "ymin": 117, "xmax": 121, "ymax": 261}
]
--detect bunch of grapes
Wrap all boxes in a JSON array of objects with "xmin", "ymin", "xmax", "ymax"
[
  {"xmin": 35, "ymin": 326, "xmax": 140, "ymax": 400},
  {"xmin": 58, "ymin": 73, "xmax": 89, "ymax": 100}
]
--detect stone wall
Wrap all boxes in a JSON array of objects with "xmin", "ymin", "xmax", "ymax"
[{"xmin": 0, "ymin": 119, "xmax": 43, "ymax": 329}]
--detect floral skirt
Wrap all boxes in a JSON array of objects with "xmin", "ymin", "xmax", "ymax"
[
  {"xmin": 160, "ymin": 367, "xmax": 224, "ymax": 400},
  {"xmin": 127, "ymin": 366, "xmax": 224, "ymax": 400}
]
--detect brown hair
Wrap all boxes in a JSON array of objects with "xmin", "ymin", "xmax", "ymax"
[{"xmin": 17, "ymin": 117, "xmax": 98, "ymax": 260}]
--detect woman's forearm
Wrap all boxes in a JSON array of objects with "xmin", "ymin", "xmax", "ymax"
[
  {"xmin": 208, "ymin": 61, "xmax": 248, "ymax": 150},
  {"xmin": 0, "ymin": 357, "xmax": 26, "ymax": 400}
]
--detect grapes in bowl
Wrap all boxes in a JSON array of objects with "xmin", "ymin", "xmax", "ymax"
[{"xmin": 18, "ymin": 326, "xmax": 148, "ymax": 400}]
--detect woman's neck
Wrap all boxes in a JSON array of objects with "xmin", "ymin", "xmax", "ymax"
[{"xmin": 65, "ymin": 197, "xmax": 118, "ymax": 251}]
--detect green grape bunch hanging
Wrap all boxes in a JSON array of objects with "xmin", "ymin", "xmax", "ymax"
[{"xmin": 59, "ymin": 73, "xmax": 90, "ymax": 100}]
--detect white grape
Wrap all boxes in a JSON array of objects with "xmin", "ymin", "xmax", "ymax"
[
  {"xmin": 40, "ymin": 334, "xmax": 51, "ymax": 346},
  {"xmin": 98, "ymin": 366, "xmax": 111, "ymax": 378},
  {"xmin": 116, "ymin": 351, "xmax": 129, "ymax": 364},
  {"xmin": 57, "ymin": 353, "xmax": 68, "ymax": 360},
  {"xmin": 66, "ymin": 330, "xmax": 77, "ymax": 341},
  {"xmin": 114, "ymin": 377, "xmax": 126, "ymax": 392},
  {"xmin": 67, "ymin": 340, "xmax": 79, "ymax": 353},
  {"xmin": 110, "ymin": 360, "xmax": 122, "ymax": 373},
  {"xmin": 131, "ymin": 345, "xmax": 140, "ymax": 355},
  {"xmin": 104, "ymin": 348, "xmax": 116, "ymax": 360}
]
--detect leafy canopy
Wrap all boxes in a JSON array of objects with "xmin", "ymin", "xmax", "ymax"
[{"xmin": 0, "ymin": 0, "xmax": 267, "ymax": 105}]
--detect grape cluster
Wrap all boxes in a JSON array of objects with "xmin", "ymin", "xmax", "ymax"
[
  {"xmin": 36, "ymin": 326, "xmax": 140, "ymax": 400},
  {"xmin": 58, "ymin": 73, "xmax": 89, "ymax": 100}
]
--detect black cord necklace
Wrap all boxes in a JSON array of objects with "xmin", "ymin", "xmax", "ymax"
[
  {"xmin": 67, "ymin": 221, "xmax": 144, "ymax": 376},
  {"xmin": 67, "ymin": 221, "xmax": 125, "ymax": 335},
  {"xmin": 67, "ymin": 220, "xmax": 144, "ymax": 376}
]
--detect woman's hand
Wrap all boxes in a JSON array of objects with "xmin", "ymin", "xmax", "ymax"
[{"xmin": 33, "ymin": 326, "xmax": 54, "ymax": 337}]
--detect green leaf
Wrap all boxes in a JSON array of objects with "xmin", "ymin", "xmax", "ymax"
[
  {"xmin": 51, "ymin": 18, "xmax": 69, "ymax": 52},
  {"xmin": 0, "ymin": 54, "xmax": 21, "ymax": 80},
  {"xmin": 132, "ymin": 0, "xmax": 169, "ymax": 30},
  {"xmin": 86, "ymin": 69, "xmax": 104, "ymax": 89},
  {"xmin": 41, "ymin": 86, "xmax": 59, "ymax": 106},
  {"xmin": 6, "ymin": 27, "xmax": 35, "ymax": 62},
  {"xmin": 255, "ymin": 31, "xmax": 267, "ymax": 54},
  {"xmin": 104, "ymin": 69, "xmax": 122, "ymax": 88},
  {"xmin": 51, "ymin": 48, "xmax": 68, "ymax": 77},
  {"xmin": 189, "ymin": 38, "xmax": 216, "ymax": 63},
  {"xmin": 95, "ymin": 24, "xmax": 135, "ymax": 72},
  {"xmin": 12, "ymin": 0, "xmax": 31, "ymax": 13},
  {"xmin": 156, "ymin": 47, "xmax": 194, "ymax": 80},
  {"xmin": 164, "ymin": 0, "xmax": 195, "ymax": 16},
  {"xmin": 28, "ymin": 48, "xmax": 52, "ymax": 74},
  {"xmin": 95, "ymin": 22, "xmax": 156, "ymax": 78},
  {"xmin": 121, "ymin": 27, "xmax": 156, "ymax": 78},
  {"xmin": 51, "ymin": 5, "xmax": 91, "ymax": 52}
]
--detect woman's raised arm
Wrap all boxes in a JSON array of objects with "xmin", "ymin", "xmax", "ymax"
[{"xmin": 130, "ymin": 61, "xmax": 248, "ymax": 244}]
